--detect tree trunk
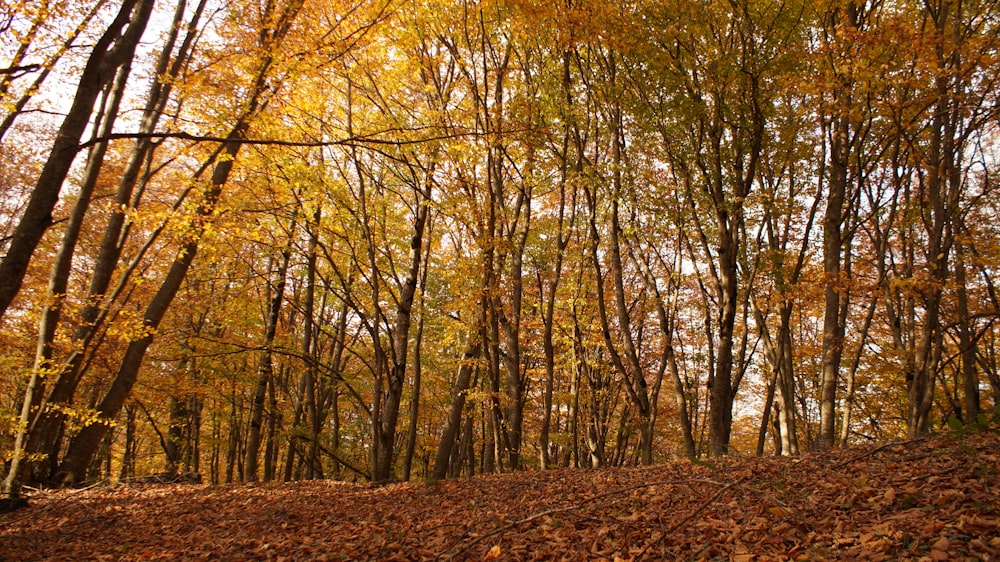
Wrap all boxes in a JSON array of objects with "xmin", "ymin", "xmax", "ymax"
[
  {"xmin": 372, "ymin": 174, "xmax": 430, "ymax": 483},
  {"xmin": 955, "ymin": 242, "xmax": 980, "ymax": 422},
  {"xmin": 840, "ymin": 295, "xmax": 878, "ymax": 446},
  {"xmin": 819, "ymin": 64, "xmax": 851, "ymax": 450},
  {"xmin": 909, "ymin": 5, "xmax": 958, "ymax": 436},
  {"xmin": 583, "ymin": 54, "xmax": 655, "ymax": 464},
  {"xmin": 403, "ymin": 222, "xmax": 432, "ymax": 481},
  {"xmin": 708, "ymin": 205, "xmax": 740, "ymax": 457},
  {"xmin": 53, "ymin": 124, "xmax": 248, "ymax": 486},
  {"xmin": 165, "ymin": 394, "xmax": 189, "ymax": 474},
  {"xmin": 246, "ymin": 249, "xmax": 292, "ymax": 483},
  {"xmin": 432, "ymin": 334, "xmax": 482, "ymax": 481},
  {"xmin": 284, "ymin": 208, "xmax": 320, "ymax": 482}
]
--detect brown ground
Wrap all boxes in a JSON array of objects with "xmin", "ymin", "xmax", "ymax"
[{"xmin": 2, "ymin": 429, "xmax": 998, "ymax": 561}]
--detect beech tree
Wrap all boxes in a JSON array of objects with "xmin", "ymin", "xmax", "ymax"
[
  {"xmin": 0, "ymin": 0, "xmax": 154, "ymax": 321},
  {"xmin": 5, "ymin": 0, "xmax": 1000, "ymax": 490}
]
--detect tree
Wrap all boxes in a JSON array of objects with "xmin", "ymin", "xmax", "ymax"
[
  {"xmin": 0, "ymin": 0, "xmax": 154, "ymax": 322},
  {"xmin": 50, "ymin": 0, "xmax": 305, "ymax": 485}
]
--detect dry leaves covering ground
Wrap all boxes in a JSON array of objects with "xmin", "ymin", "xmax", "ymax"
[{"xmin": 2, "ymin": 429, "xmax": 999, "ymax": 561}]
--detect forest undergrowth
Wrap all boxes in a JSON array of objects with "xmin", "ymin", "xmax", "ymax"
[{"xmin": 1, "ymin": 428, "xmax": 998, "ymax": 561}]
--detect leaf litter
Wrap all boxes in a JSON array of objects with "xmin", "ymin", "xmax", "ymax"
[{"xmin": 2, "ymin": 429, "xmax": 998, "ymax": 561}]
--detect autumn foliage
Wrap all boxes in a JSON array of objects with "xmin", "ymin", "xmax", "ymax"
[{"xmin": 1, "ymin": 0, "xmax": 1000, "ymax": 507}]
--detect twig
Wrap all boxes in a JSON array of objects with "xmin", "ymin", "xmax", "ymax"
[
  {"xmin": 830, "ymin": 437, "xmax": 927, "ymax": 470},
  {"xmin": 634, "ymin": 479, "xmax": 740, "ymax": 559},
  {"xmin": 439, "ymin": 477, "xmax": 725, "ymax": 560}
]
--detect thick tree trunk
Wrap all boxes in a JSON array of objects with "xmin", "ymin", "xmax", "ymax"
[
  {"xmin": 401, "ymin": 310, "xmax": 424, "ymax": 482},
  {"xmin": 819, "ymin": 106, "xmax": 849, "ymax": 451},
  {"xmin": 708, "ymin": 219, "xmax": 740, "ymax": 457},
  {"xmin": 165, "ymin": 395, "xmax": 189, "ymax": 474}
]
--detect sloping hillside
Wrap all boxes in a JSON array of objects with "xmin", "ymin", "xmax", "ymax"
[{"xmin": 2, "ymin": 429, "xmax": 998, "ymax": 561}]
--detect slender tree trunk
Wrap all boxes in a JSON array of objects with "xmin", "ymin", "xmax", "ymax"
[
  {"xmin": 565, "ymin": 304, "xmax": 582, "ymax": 468},
  {"xmin": 538, "ymin": 64, "xmax": 573, "ymax": 471},
  {"xmin": 119, "ymin": 405, "xmax": 137, "ymax": 481},
  {"xmin": 753, "ymin": 299, "xmax": 798, "ymax": 455},
  {"xmin": 284, "ymin": 208, "xmax": 320, "ymax": 482},
  {"xmin": 246, "ymin": 249, "xmax": 292, "ymax": 483},
  {"xmin": 403, "ymin": 221, "xmax": 432, "ymax": 481},
  {"xmin": 432, "ymin": 334, "xmax": 482, "ymax": 481},
  {"xmin": 819, "ymin": 106, "xmax": 849, "ymax": 451},
  {"xmin": 372, "ymin": 177, "xmax": 430, "ymax": 483},
  {"xmin": 840, "ymin": 295, "xmax": 878, "ymax": 446},
  {"xmin": 777, "ymin": 305, "xmax": 800, "ymax": 454},
  {"xmin": 263, "ymin": 375, "xmax": 280, "ymax": 482},
  {"xmin": 955, "ymin": 242, "xmax": 980, "ymax": 422},
  {"xmin": 538, "ymin": 269, "xmax": 559, "ymax": 469},
  {"xmin": 582, "ymin": 54, "xmax": 654, "ymax": 464}
]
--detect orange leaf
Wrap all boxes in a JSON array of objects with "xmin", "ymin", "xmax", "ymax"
[{"xmin": 483, "ymin": 545, "xmax": 502, "ymax": 561}]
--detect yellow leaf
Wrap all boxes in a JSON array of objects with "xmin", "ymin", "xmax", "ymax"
[
  {"xmin": 768, "ymin": 506, "xmax": 791, "ymax": 517},
  {"xmin": 483, "ymin": 545, "xmax": 501, "ymax": 561}
]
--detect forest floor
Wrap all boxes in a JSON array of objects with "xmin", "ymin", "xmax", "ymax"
[{"xmin": 2, "ymin": 428, "xmax": 999, "ymax": 561}]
